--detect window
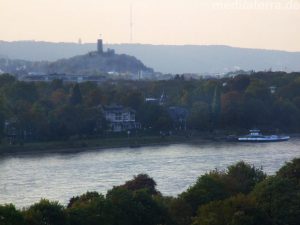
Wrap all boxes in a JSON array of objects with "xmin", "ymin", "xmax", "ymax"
[
  {"xmin": 123, "ymin": 113, "xmax": 129, "ymax": 121},
  {"xmin": 115, "ymin": 112, "xmax": 122, "ymax": 121}
]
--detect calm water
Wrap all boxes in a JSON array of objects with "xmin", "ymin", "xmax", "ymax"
[{"xmin": 1, "ymin": 139, "xmax": 300, "ymax": 207}]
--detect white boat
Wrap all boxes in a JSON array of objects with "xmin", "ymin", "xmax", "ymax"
[{"xmin": 238, "ymin": 129, "xmax": 290, "ymax": 142}]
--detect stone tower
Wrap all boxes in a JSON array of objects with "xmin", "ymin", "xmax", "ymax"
[{"xmin": 97, "ymin": 38, "xmax": 103, "ymax": 54}]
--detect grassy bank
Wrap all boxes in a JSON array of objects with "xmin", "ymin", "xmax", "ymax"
[
  {"xmin": 0, "ymin": 134, "xmax": 203, "ymax": 155},
  {"xmin": 2, "ymin": 130, "xmax": 297, "ymax": 156}
]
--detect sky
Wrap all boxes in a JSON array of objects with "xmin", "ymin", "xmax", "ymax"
[{"xmin": 1, "ymin": 0, "xmax": 300, "ymax": 51}]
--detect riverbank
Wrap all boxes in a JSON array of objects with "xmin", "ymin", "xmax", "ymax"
[
  {"xmin": 0, "ymin": 134, "xmax": 209, "ymax": 156},
  {"xmin": 1, "ymin": 132, "xmax": 298, "ymax": 156}
]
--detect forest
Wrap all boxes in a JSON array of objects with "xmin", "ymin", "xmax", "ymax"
[
  {"xmin": 1, "ymin": 71, "xmax": 300, "ymax": 143},
  {"xmin": 1, "ymin": 158, "xmax": 300, "ymax": 225}
]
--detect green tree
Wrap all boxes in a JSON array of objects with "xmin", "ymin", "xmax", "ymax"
[
  {"xmin": 229, "ymin": 75, "xmax": 250, "ymax": 92},
  {"xmin": 273, "ymin": 99, "xmax": 300, "ymax": 130},
  {"xmin": 180, "ymin": 171, "xmax": 228, "ymax": 214},
  {"xmin": 121, "ymin": 174, "xmax": 160, "ymax": 195},
  {"xmin": 0, "ymin": 100, "xmax": 5, "ymax": 140},
  {"xmin": 220, "ymin": 91, "xmax": 243, "ymax": 128},
  {"xmin": 106, "ymin": 187, "xmax": 168, "ymax": 225},
  {"xmin": 69, "ymin": 84, "xmax": 82, "ymax": 105},
  {"xmin": 50, "ymin": 89, "xmax": 67, "ymax": 106},
  {"xmin": 23, "ymin": 199, "xmax": 66, "ymax": 225},
  {"xmin": 84, "ymin": 89, "xmax": 105, "ymax": 107},
  {"xmin": 276, "ymin": 158, "xmax": 300, "ymax": 181},
  {"xmin": 121, "ymin": 90, "xmax": 144, "ymax": 110},
  {"xmin": 50, "ymin": 79, "xmax": 64, "ymax": 91},
  {"xmin": 245, "ymin": 79, "xmax": 270, "ymax": 101},
  {"xmin": 193, "ymin": 194, "xmax": 269, "ymax": 225},
  {"xmin": 187, "ymin": 101, "xmax": 210, "ymax": 131},
  {"xmin": 0, "ymin": 204, "xmax": 24, "ymax": 225},
  {"xmin": 251, "ymin": 176, "xmax": 300, "ymax": 225},
  {"xmin": 4, "ymin": 81, "xmax": 38, "ymax": 104},
  {"xmin": 165, "ymin": 197, "xmax": 193, "ymax": 225},
  {"xmin": 0, "ymin": 74, "xmax": 16, "ymax": 88},
  {"xmin": 225, "ymin": 161, "xmax": 266, "ymax": 195},
  {"xmin": 211, "ymin": 85, "xmax": 221, "ymax": 129},
  {"xmin": 67, "ymin": 192, "xmax": 112, "ymax": 225}
]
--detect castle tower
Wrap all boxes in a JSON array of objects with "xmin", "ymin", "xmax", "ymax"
[{"xmin": 97, "ymin": 37, "xmax": 103, "ymax": 54}]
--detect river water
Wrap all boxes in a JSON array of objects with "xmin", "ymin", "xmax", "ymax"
[{"xmin": 1, "ymin": 139, "xmax": 300, "ymax": 207}]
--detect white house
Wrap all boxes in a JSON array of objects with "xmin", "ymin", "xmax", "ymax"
[{"xmin": 102, "ymin": 104, "xmax": 141, "ymax": 132}]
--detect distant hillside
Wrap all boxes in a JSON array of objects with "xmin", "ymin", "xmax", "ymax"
[
  {"xmin": 46, "ymin": 51, "xmax": 153, "ymax": 75},
  {"xmin": 1, "ymin": 40, "xmax": 300, "ymax": 74},
  {"xmin": 0, "ymin": 50, "xmax": 153, "ymax": 75}
]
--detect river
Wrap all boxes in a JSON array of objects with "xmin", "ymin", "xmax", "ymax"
[{"xmin": 1, "ymin": 139, "xmax": 300, "ymax": 207}]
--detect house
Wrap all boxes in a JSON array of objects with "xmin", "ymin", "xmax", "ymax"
[
  {"xmin": 102, "ymin": 104, "xmax": 141, "ymax": 132},
  {"xmin": 4, "ymin": 118, "xmax": 33, "ymax": 144}
]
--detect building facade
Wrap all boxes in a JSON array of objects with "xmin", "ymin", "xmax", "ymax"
[{"xmin": 102, "ymin": 104, "xmax": 141, "ymax": 132}]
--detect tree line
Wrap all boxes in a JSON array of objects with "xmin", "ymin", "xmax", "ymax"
[
  {"xmin": 1, "ymin": 71, "xmax": 300, "ymax": 143},
  {"xmin": 1, "ymin": 158, "xmax": 300, "ymax": 225}
]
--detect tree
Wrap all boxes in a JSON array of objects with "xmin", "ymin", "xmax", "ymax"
[
  {"xmin": 106, "ymin": 187, "xmax": 169, "ymax": 225},
  {"xmin": 229, "ymin": 75, "xmax": 250, "ymax": 92},
  {"xmin": 193, "ymin": 194, "xmax": 269, "ymax": 225},
  {"xmin": 0, "ymin": 100, "xmax": 5, "ymax": 140},
  {"xmin": 211, "ymin": 85, "xmax": 221, "ymax": 130},
  {"xmin": 180, "ymin": 171, "xmax": 229, "ymax": 214},
  {"xmin": 67, "ymin": 192, "xmax": 102, "ymax": 208},
  {"xmin": 273, "ymin": 99, "xmax": 300, "ymax": 130},
  {"xmin": 50, "ymin": 79, "xmax": 64, "ymax": 91},
  {"xmin": 69, "ymin": 84, "xmax": 82, "ymax": 105},
  {"xmin": 251, "ymin": 176, "xmax": 300, "ymax": 225},
  {"xmin": 49, "ymin": 105, "xmax": 84, "ymax": 138},
  {"xmin": 67, "ymin": 192, "xmax": 112, "ymax": 225},
  {"xmin": 276, "ymin": 158, "xmax": 300, "ymax": 182},
  {"xmin": 120, "ymin": 90, "xmax": 144, "ymax": 110},
  {"xmin": 50, "ymin": 89, "xmax": 67, "ymax": 106},
  {"xmin": 0, "ymin": 204, "xmax": 24, "ymax": 225},
  {"xmin": 0, "ymin": 74, "xmax": 16, "ymax": 88},
  {"xmin": 4, "ymin": 81, "xmax": 38, "ymax": 104},
  {"xmin": 165, "ymin": 197, "xmax": 193, "ymax": 225},
  {"xmin": 245, "ymin": 79, "xmax": 270, "ymax": 101},
  {"xmin": 240, "ymin": 98, "xmax": 270, "ymax": 128},
  {"xmin": 251, "ymin": 158, "xmax": 300, "ymax": 225},
  {"xmin": 23, "ymin": 199, "xmax": 66, "ymax": 225},
  {"xmin": 187, "ymin": 101, "xmax": 210, "ymax": 131},
  {"xmin": 84, "ymin": 89, "xmax": 105, "ymax": 107},
  {"xmin": 225, "ymin": 161, "xmax": 266, "ymax": 195},
  {"xmin": 121, "ymin": 174, "xmax": 160, "ymax": 195},
  {"xmin": 220, "ymin": 91, "xmax": 243, "ymax": 128},
  {"xmin": 139, "ymin": 104, "xmax": 172, "ymax": 131}
]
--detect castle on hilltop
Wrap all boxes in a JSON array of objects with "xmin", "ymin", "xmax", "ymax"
[
  {"xmin": 97, "ymin": 36, "xmax": 115, "ymax": 56},
  {"xmin": 97, "ymin": 38, "xmax": 103, "ymax": 54}
]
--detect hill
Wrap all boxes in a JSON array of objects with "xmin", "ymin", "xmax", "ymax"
[
  {"xmin": 0, "ymin": 50, "xmax": 153, "ymax": 75},
  {"xmin": 46, "ymin": 51, "xmax": 153, "ymax": 75},
  {"xmin": 1, "ymin": 40, "xmax": 300, "ymax": 74}
]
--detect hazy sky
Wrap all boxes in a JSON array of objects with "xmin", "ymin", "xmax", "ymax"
[{"xmin": 1, "ymin": 0, "xmax": 300, "ymax": 51}]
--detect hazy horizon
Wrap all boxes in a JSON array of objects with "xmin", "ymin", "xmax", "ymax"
[
  {"xmin": 1, "ymin": 0, "xmax": 300, "ymax": 52},
  {"xmin": 2, "ymin": 40, "xmax": 300, "ymax": 54}
]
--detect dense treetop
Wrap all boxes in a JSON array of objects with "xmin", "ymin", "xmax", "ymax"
[{"xmin": 1, "ymin": 71, "xmax": 300, "ymax": 143}]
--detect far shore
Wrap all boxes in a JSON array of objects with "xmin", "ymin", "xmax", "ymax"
[
  {"xmin": 0, "ymin": 134, "xmax": 209, "ymax": 156},
  {"xmin": 1, "ymin": 132, "xmax": 299, "ymax": 157}
]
